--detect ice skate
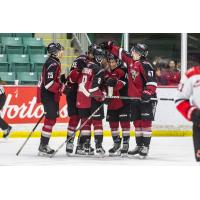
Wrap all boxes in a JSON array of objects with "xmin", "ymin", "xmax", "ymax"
[
  {"xmin": 38, "ymin": 144, "xmax": 55, "ymax": 157},
  {"xmin": 139, "ymin": 146, "xmax": 149, "ymax": 158},
  {"xmin": 3, "ymin": 126, "xmax": 12, "ymax": 139},
  {"xmin": 66, "ymin": 141, "xmax": 74, "ymax": 156},
  {"xmin": 109, "ymin": 142, "xmax": 121, "ymax": 157},
  {"xmin": 95, "ymin": 145, "xmax": 106, "ymax": 157},
  {"xmin": 120, "ymin": 143, "xmax": 129, "ymax": 157},
  {"xmin": 84, "ymin": 143, "xmax": 94, "ymax": 156},
  {"xmin": 128, "ymin": 145, "xmax": 142, "ymax": 157}
]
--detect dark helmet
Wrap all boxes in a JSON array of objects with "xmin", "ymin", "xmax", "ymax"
[
  {"xmin": 47, "ymin": 43, "xmax": 64, "ymax": 55},
  {"xmin": 87, "ymin": 44, "xmax": 99, "ymax": 54},
  {"xmin": 107, "ymin": 53, "xmax": 118, "ymax": 61},
  {"xmin": 130, "ymin": 43, "xmax": 149, "ymax": 58},
  {"xmin": 93, "ymin": 47, "xmax": 107, "ymax": 64}
]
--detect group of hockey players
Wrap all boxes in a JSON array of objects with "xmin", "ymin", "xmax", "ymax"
[
  {"xmin": 1, "ymin": 39, "xmax": 200, "ymax": 163},
  {"xmin": 37, "ymin": 41, "xmax": 158, "ymax": 158}
]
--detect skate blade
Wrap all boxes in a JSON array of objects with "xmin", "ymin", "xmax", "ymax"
[
  {"xmin": 138, "ymin": 155, "xmax": 148, "ymax": 159},
  {"xmin": 95, "ymin": 153, "xmax": 105, "ymax": 158},
  {"xmin": 38, "ymin": 152, "xmax": 52, "ymax": 158},
  {"xmin": 121, "ymin": 153, "xmax": 128, "ymax": 158},
  {"xmin": 66, "ymin": 152, "xmax": 74, "ymax": 157},
  {"xmin": 109, "ymin": 152, "xmax": 121, "ymax": 157},
  {"xmin": 127, "ymin": 153, "xmax": 139, "ymax": 159}
]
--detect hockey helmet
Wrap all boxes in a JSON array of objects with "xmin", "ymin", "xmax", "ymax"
[
  {"xmin": 107, "ymin": 53, "xmax": 118, "ymax": 61},
  {"xmin": 47, "ymin": 43, "xmax": 65, "ymax": 55},
  {"xmin": 88, "ymin": 44, "xmax": 99, "ymax": 54},
  {"xmin": 93, "ymin": 47, "xmax": 107, "ymax": 64},
  {"xmin": 130, "ymin": 43, "xmax": 149, "ymax": 58}
]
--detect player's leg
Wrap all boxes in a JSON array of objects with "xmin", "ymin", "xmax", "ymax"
[
  {"xmin": 77, "ymin": 108, "xmax": 93, "ymax": 155},
  {"xmin": 38, "ymin": 101, "xmax": 58, "ymax": 156},
  {"xmin": 140, "ymin": 120, "xmax": 152, "ymax": 156},
  {"xmin": 108, "ymin": 112, "xmax": 121, "ymax": 156},
  {"xmin": 0, "ymin": 93, "xmax": 12, "ymax": 138},
  {"xmin": 192, "ymin": 123, "xmax": 200, "ymax": 161},
  {"xmin": 119, "ymin": 104, "xmax": 130, "ymax": 155},
  {"xmin": 66, "ymin": 92, "xmax": 80, "ymax": 154},
  {"xmin": 128, "ymin": 100, "xmax": 143, "ymax": 156},
  {"xmin": 92, "ymin": 101, "xmax": 105, "ymax": 155},
  {"xmin": 66, "ymin": 115, "xmax": 80, "ymax": 154},
  {"xmin": 92, "ymin": 119, "xmax": 105, "ymax": 155},
  {"xmin": 139, "ymin": 101, "xmax": 157, "ymax": 157}
]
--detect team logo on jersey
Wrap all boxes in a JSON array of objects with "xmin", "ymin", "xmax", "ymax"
[{"xmin": 130, "ymin": 69, "xmax": 138, "ymax": 80}]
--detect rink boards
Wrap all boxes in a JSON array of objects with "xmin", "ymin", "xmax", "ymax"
[{"xmin": 0, "ymin": 86, "xmax": 192, "ymax": 138}]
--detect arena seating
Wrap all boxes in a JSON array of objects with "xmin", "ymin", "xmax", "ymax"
[{"xmin": 0, "ymin": 33, "xmax": 77, "ymax": 85}]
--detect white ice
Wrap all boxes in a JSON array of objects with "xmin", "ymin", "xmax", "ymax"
[{"xmin": 0, "ymin": 137, "xmax": 198, "ymax": 166}]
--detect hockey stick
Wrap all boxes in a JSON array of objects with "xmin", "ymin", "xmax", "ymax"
[
  {"xmin": 50, "ymin": 103, "xmax": 104, "ymax": 158},
  {"xmin": 16, "ymin": 113, "xmax": 45, "ymax": 156},
  {"xmin": 93, "ymin": 95, "xmax": 174, "ymax": 101}
]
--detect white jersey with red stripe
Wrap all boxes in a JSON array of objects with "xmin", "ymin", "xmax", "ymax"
[{"xmin": 175, "ymin": 66, "xmax": 200, "ymax": 121}]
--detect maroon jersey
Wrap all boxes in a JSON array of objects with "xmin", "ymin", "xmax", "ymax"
[
  {"xmin": 109, "ymin": 44, "xmax": 157, "ymax": 97},
  {"xmin": 76, "ymin": 62, "xmax": 105, "ymax": 109},
  {"xmin": 106, "ymin": 67, "xmax": 126, "ymax": 110},
  {"xmin": 37, "ymin": 55, "xmax": 62, "ymax": 103},
  {"xmin": 67, "ymin": 55, "xmax": 88, "ymax": 87}
]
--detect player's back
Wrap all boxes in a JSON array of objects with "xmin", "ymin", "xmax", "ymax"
[{"xmin": 76, "ymin": 62, "xmax": 98, "ymax": 109}]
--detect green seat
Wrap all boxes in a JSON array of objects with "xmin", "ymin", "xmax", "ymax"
[
  {"xmin": 14, "ymin": 33, "xmax": 34, "ymax": 38},
  {"xmin": 16, "ymin": 72, "xmax": 38, "ymax": 85},
  {"xmin": 1, "ymin": 37, "xmax": 24, "ymax": 54},
  {"xmin": 23, "ymin": 37, "xmax": 45, "ymax": 54},
  {"xmin": 0, "ymin": 33, "xmax": 13, "ymax": 38},
  {"xmin": 0, "ymin": 54, "xmax": 9, "ymax": 72},
  {"xmin": 30, "ymin": 54, "xmax": 48, "ymax": 72},
  {"xmin": 8, "ymin": 54, "xmax": 31, "ymax": 72},
  {"xmin": 0, "ymin": 72, "xmax": 15, "ymax": 84}
]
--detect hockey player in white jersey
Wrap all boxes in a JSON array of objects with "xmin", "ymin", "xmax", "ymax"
[
  {"xmin": 0, "ymin": 84, "xmax": 12, "ymax": 138},
  {"xmin": 175, "ymin": 66, "xmax": 200, "ymax": 162}
]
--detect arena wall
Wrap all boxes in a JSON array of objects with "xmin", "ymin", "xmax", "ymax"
[{"xmin": 0, "ymin": 86, "xmax": 192, "ymax": 138}]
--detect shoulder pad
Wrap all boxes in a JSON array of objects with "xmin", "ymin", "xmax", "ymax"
[
  {"xmin": 142, "ymin": 61, "xmax": 154, "ymax": 70},
  {"xmin": 185, "ymin": 66, "xmax": 200, "ymax": 78}
]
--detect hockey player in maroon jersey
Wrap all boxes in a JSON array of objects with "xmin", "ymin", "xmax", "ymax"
[
  {"xmin": 60, "ymin": 44, "xmax": 97, "ymax": 155},
  {"xmin": 100, "ymin": 42, "xmax": 157, "ymax": 157},
  {"xmin": 37, "ymin": 43, "xmax": 64, "ymax": 156},
  {"xmin": 175, "ymin": 66, "xmax": 200, "ymax": 162},
  {"xmin": 105, "ymin": 54, "xmax": 130, "ymax": 156},
  {"xmin": 75, "ymin": 47, "xmax": 108, "ymax": 156}
]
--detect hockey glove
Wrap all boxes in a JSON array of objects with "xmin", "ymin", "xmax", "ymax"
[
  {"xmin": 106, "ymin": 78, "xmax": 117, "ymax": 87},
  {"xmin": 191, "ymin": 109, "xmax": 200, "ymax": 125},
  {"xmin": 141, "ymin": 90, "xmax": 152, "ymax": 103},
  {"xmin": 99, "ymin": 41, "xmax": 113, "ymax": 50},
  {"xmin": 60, "ymin": 74, "xmax": 67, "ymax": 84},
  {"xmin": 92, "ymin": 90, "xmax": 106, "ymax": 102}
]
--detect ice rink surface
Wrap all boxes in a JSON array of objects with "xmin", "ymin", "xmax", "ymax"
[{"xmin": 0, "ymin": 137, "xmax": 198, "ymax": 166}]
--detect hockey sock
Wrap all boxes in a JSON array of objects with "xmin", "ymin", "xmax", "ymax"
[
  {"xmin": 192, "ymin": 124, "xmax": 200, "ymax": 161},
  {"xmin": 109, "ymin": 121, "xmax": 120, "ymax": 142},
  {"xmin": 40, "ymin": 118, "xmax": 56, "ymax": 146},
  {"xmin": 112, "ymin": 135, "xmax": 121, "ymax": 144},
  {"xmin": 80, "ymin": 118, "xmax": 91, "ymax": 147},
  {"xmin": 121, "ymin": 121, "xmax": 130, "ymax": 144},
  {"xmin": 93, "ymin": 119, "xmax": 103, "ymax": 147},
  {"xmin": 141, "ymin": 120, "xmax": 152, "ymax": 147},
  {"xmin": 94, "ymin": 135, "xmax": 103, "ymax": 148},
  {"xmin": 67, "ymin": 115, "xmax": 80, "ymax": 143},
  {"xmin": 134, "ymin": 120, "xmax": 143, "ymax": 146},
  {"xmin": 40, "ymin": 135, "xmax": 50, "ymax": 146}
]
